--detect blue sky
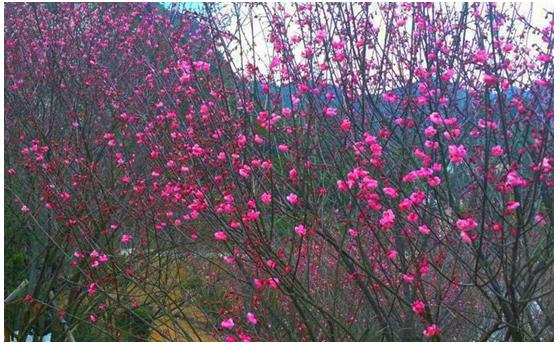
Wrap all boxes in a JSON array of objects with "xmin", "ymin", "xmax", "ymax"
[{"xmin": 160, "ymin": 2, "xmax": 203, "ymax": 12}]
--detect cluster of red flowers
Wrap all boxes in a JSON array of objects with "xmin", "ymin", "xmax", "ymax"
[{"xmin": 4, "ymin": 2, "xmax": 553, "ymax": 342}]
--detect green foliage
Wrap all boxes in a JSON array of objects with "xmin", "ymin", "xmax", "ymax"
[
  {"xmin": 121, "ymin": 305, "xmax": 156, "ymax": 341},
  {"xmin": 181, "ymin": 273, "xmax": 228, "ymax": 320},
  {"xmin": 72, "ymin": 305, "xmax": 156, "ymax": 341},
  {"xmin": 4, "ymin": 197, "xmax": 27, "ymax": 295},
  {"xmin": 180, "ymin": 275, "xmax": 202, "ymax": 290}
]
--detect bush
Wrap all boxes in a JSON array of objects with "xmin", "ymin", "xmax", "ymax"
[{"xmin": 4, "ymin": 2, "xmax": 554, "ymax": 341}]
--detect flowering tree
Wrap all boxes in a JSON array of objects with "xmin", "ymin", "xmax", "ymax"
[{"xmin": 4, "ymin": 2, "xmax": 553, "ymax": 341}]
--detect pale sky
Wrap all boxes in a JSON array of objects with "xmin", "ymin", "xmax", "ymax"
[{"xmin": 208, "ymin": 2, "xmax": 554, "ymax": 79}]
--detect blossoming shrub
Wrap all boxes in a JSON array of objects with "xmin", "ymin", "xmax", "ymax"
[{"xmin": 4, "ymin": 2, "xmax": 553, "ymax": 341}]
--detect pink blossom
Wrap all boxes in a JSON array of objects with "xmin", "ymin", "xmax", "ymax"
[
  {"xmin": 423, "ymin": 324, "xmax": 440, "ymax": 337},
  {"xmin": 245, "ymin": 209, "xmax": 260, "ymax": 221},
  {"xmin": 270, "ymin": 56, "xmax": 281, "ymax": 68},
  {"xmin": 221, "ymin": 318, "xmax": 235, "ymax": 329},
  {"xmin": 382, "ymin": 187, "xmax": 398, "ymax": 199},
  {"xmin": 483, "ymin": 73, "xmax": 498, "ymax": 85},
  {"xmin": 442, "ymin": 68, "xmax": 455, "ymax": 81},
  {"xmin": 239, "ymin": 166, "xmax": 251, "ymax": 177},
  {"xmin": 424, "ymin": 126, "xmax": 437, "ymax": 137},
  {"xmin": 294, "ymin": 224, "xmax": 307, "ymax": 237},
  {"xmin": 247, "ymin": 312, "xmax": 258, "ymax": 325},
  {"xmin": 492, "ymin": 224, "xmax": 503, "ymax": 232},
  {"xmin": 448, "ymin": 145, "xmax": 467, "ymax": 164},
  {"xmin": 402, "ymin": 170, "xmax": 419, "ymax": 182},
  {"xmin": 267, "ymin": 277, "xmax": 280, "ymax": 289},
  {"xmin": 254, "ymin": 134, "xmax": 264, "ymax": 144},
  {"xmin": 460, "ymin": 231, "xmax": 473, "ymax": 244},
  {"xmin": 254, "ymin": 278, "xmax": 265, "ymax": 289},
  {"xmin": 214, "ymin": 231, "xmax": 229, "ymax": 241},
  {"xmin": 428, "ymin": 112, "xmax": 444, "ymax": 125},
  {"xmin": 260, "ymin": 192, "xmax": 272, "ymax": 204},
  {"xmin": 223, "ymin": 256, "xmax": 235, "ymax": 264},
  {"xmin": 427, "ymin": 176, "xmax": 441, "ymax": 187},
  {"xmin": 411, "ymin": 300, "xmax": 425, "ymax": 315},
  {"xmin": 399, "ymin": 198, "xmax": 413, "ymax": 211},
  {"xmin": 386, "ymin": 250, "xmax": 398, "ymax": 260},
  {"xmin": 383, "ymin": 92, "xmax": 398, "ymax": 103},
  {"xmin": 286, "ymin": 193, "xmax": 298, "ymax": 205},
  {"xmin": 506, "ymin": 200, "xmax": 520, "ymax": 211},
  {"xmin": 380, "ymin": 209, "xmax": 396, "ymax": 230},
  {"xmin": 535, "ymin": 214, "xmax": 546, "ymax": 225},
  {"xmin": 266, "ymin": 259, "xmax": 277, "ymax": 269},
  {"xmin": 333, "ymin": 52, "xmax": 346, "ymax": 62},
  {"xmin": 341, "ymin": 118, "xmax": 351, "ymax": 131},
  {"xmin": 121, "ymin": 233, "xmax": 132, "ymax": 244},
  {"xmin": 402, "ymin": 274, "xmax": 415, "ymax": 282},
  {"xmin": 455, "ymin": 218, "xmax": 478, "ymax": 232},
  {"xmin": 506, "ymin": 171, "xmax": 527, "ymax": 188},
  {"xmin": 418, "ymin": 225, "xmax": 431, "ymax": 235},
  {"xmin": 410, "ymin": 191, "xmax": 426, "ymax": 204},
  {"xmin": 473, "ymin": 49, "xmax": 489, "ymax": 63},
  {"xmin": 289, "ymin": 168, "xmax": 297, "ymax": 181},
  {"xmin": 324, "ymin": 107, "xmax": 337, "ymax": 117},
  {"xmin": 87, "ymin": 283, "xmax": 96, "ymax": 296},
  {"xmin": 491, "ymin": 145, "xmax": 504, "ymax": 157}
]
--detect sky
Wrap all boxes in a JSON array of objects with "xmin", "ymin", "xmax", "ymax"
[
  {"xmin": 160, "ymin": 2, "xmax": 202, "ymax": 11},
  {"xmin": 157, "ymin": 2, "xmax": 554, "ymax": 79}
]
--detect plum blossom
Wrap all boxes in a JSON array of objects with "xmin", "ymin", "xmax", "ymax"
[
  {"xmin": 382, "ymin": 187, "xmax": 398, "ymax": 199},
  {"xmin": 418, "ymin": 225, "xmax": 431, "ymax": 235},
  {"xmin": 247, "ymin": 312, "xmax": 258, "ymax": 325},
  {"xmin": 221, "ymin": 318, "xmax": 235, "ymax": 329},
  {"xmin": 121, "ymin": 233, "xmax": 132, "ymax": 244},
  {"xmin": 455, "ymin": 218, "xmax": 478, "ymax": 232},
  {"xmin": 294, "ymin": 224, "xmax": 307, "ymax": 237},
  {"xmin": 491, "ymin": 145, "xmax": 504, "ymax": 157},
  {"xmin": 286, "ymin": 193, "xmax": 298, "ymax": 205},
  {"xmin": 506, "ymin": 171, "xmax": 527, "ymax": 188},
  {"xmin": 386, "ymin": 250, "xmax": 398, "ymax": 260},
  {"xmin": 341, "ymin": 118, "xmax": 351, "ymax": 132},
  {"xmin": 380, "ymin": 209, "xmax": 396, "ymax": 230},
  {"xmin": 87, "ymin": 283, "xmax": 96, "ymax": 296},
  {"xmin": 411, "ymin": 300, "xmax": 425, "ymax": 315},
  {"xmin": 260, "ymin": 192, "xmax": 272, "ymax": 204},
  {"xmin": 423, "ymin": 324, "xmax": 440, "ymax": 337},
  {"xmin": 324, "ymin": 107, "xmax": 337, "ymax": 117},
  {"xmin": 214, "ymin": 231, "xmax": 229, "ymax": 241},
  {"xmin": 448, "ymin": 145, "xmax": 467, "ymax": 164}
]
